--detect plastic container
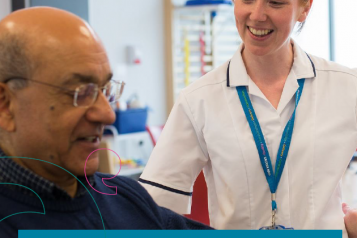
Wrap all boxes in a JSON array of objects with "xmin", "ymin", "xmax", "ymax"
[
  {"xmin": 185, "ymin": 0, "xmax": 232, "ymax": 6},
  {"xmin": 113, "ymin": 108, "xmax": 148, "ymax": 134}
]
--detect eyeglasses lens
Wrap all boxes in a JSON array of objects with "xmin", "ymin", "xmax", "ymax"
[
  {"xmin": 76, "ymin": 84, "xmax": 98, "ymax": 107},
  {"xmin": 104, "ymin": 81, "xmax": 124, "ymax": 103},
  {"xmin": 75, "ymin": 81, "xmax": 124, "ymax": 107}
]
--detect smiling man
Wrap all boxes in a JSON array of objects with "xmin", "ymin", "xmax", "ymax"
[{"xmin": 0, "ymin": 7, "xmax": 211, "ymax": 237}]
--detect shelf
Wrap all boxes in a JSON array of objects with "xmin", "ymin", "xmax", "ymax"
[
  {"xmin": 98, "ymin": 131, "xmax": 152, "ymax": 177},
  {"xmin": 175, "ymin": 4, "xmax": 233, "ymax": 13}
]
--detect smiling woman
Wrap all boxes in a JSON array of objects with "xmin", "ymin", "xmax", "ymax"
[
  {"xmin": 140, "ymin": 0, "xmax": 357, "ymax": 236},
  {"xmin": 232, "ymin": 0, "xmax": 309, "ymax": 31}
]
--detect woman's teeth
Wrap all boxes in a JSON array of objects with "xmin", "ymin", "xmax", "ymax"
[{"xmin": 249, "ymin": 27, "xmax": 273, "ymax": 36}]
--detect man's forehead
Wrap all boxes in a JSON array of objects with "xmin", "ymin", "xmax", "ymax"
[
  {"xmin": 0, "ymin": 7, "xmax": 93, "ymax": 39},
  {"xmin": 0, "ymin": 7, "xmax": 104, "ymax": 61},
  {"xmin": 61, "ymin": 73, "xmax": 113, "ymax": 86},
  {"xmin": 0, "ymin": 7, "xmax": 113, "ymax": 87}
]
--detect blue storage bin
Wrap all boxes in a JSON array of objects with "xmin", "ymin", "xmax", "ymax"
[
  {"xmin": 113, "ymin": 108, "xmax": 148, "ymax": 134},
  {"xmin": 185, "ymin": 0, "xmax": 232, "ymax": 6}
]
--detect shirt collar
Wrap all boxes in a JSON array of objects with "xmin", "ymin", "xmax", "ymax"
[
  {"xmin": 227, "ymin": 39, "xmax": 316, "ymax": 88},
  {"xmin": 0, "ymin": 148, "xmax": 95, "ymax": 200}
]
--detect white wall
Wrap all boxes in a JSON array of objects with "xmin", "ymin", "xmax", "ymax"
[
  {"xmin": 30, "ymin": 0, "xmax": 89, "ymax": 21},
  {"xmin": 292, "ymin": 0, "xmax": 330, "ymax": 60},
  {"xmin": 0, "ymin": 0, "xmax": 11, "ymax": 20},
  {"xmin": 88, "ymin": 0, "xmax": 166, "ymax": 126},
  {"xmin": 334, "ymin": 1, "xmax": 357, "ymax": 68}
]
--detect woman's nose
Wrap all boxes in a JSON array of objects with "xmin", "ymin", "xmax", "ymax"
[{"xmin": 249, "ymin": 2, "xmax": 267, "ymax": 22}]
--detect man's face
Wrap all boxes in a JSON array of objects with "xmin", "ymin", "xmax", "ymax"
[{"xmin": 12, "ymin": 39, "xmax": 115, "ymax": 178}]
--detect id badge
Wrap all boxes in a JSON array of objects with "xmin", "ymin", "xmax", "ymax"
[{"xmin": 259, "ymin": 225, "xmax": 294, "ymax": 230}]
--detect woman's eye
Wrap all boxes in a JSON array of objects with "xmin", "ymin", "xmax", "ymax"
[
  {"xmin": 269, "ymin": 1, "xmax": 285, "ymax": 7},
  {"xmin": 242, "ymin": 0, "xmax": 254, "ymax": 4}
]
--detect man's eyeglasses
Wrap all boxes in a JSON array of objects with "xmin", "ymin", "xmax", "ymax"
[{"xmin": 5, "ymin": 78, "xmax": 125, "ymax": 108}]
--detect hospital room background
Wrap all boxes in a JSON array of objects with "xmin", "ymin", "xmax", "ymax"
[{"xmin": 0, "ymin": 0, "xmax": 356, "ymax": 224}]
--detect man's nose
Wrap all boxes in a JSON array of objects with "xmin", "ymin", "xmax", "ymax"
[
  {"xmin": 86, "ymin": 91, "xmax": 116, "ymax": 125},
  {"xmin": 250, "ymin": 2, "xmax": 267, "ymax": 22}
]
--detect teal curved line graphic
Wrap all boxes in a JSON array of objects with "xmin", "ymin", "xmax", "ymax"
[
  {"xmin": 0, "ymin": 183, "xmax": 46, "ymax": 222},
  {"xmin": 0, "ymin": 156, "xmax": 106, "ymax": 235}
]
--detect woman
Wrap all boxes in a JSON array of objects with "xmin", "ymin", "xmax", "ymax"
[{"xmin": 140, "ymin": 0, "xmax": 357, "ymax": 236}]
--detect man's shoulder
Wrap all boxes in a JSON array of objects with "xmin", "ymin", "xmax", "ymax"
[
  {"xmin": 93, "ymin": 172, "xmax": 152, "ymax": 201},
  {"xmin": 94, "ymin": 172, "xmax": 137, "ymax": 183},
  {"xmin": 91, "ymin": 173, "xmax": 167, "ymax": 228},
  {"xmin": 94, "ymin": 172, "xmax": 145, "ymax": 190}
]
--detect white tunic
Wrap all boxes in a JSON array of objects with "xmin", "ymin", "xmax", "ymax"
[{"xmin": 140, "ymin": 41, "xmax": 357, "ymax": 237}]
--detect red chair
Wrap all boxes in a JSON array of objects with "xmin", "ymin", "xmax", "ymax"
[
  {"xmin": 146, "ymin": 125, "xmax": 164, "ymax": 146},
  {"xmin": 146, "ymin": 125, "xmax": 210, "ymax": 225},
  {"xmin": 184, "ymin": 171, "xmax": 210, "ymax": 225}
]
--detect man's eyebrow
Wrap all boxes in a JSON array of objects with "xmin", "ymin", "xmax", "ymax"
[
  {"xmin": 104, "ymin": 73, "xmax": 113, "ymax": 84},
  {"xmin": 62, "ymin": 73, "xmax": 113, "ymax": 86}
]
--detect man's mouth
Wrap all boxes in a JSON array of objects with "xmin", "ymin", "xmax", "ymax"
[
  {"xmin": 77, "ymin": 136, "xmax": 99, "ymax": 143},
  {"xmin": 248, "ymin": 26, "xmax": 273, "ymax": 37}
]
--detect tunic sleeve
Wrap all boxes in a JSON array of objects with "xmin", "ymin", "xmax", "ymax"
[{"xmin": 139, "ymin": 92, "xmax": 209, "ymax": 214}]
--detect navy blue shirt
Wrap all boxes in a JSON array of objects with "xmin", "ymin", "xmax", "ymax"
[
  {"xmin": 0, "ymin": 169, "xmax": 212, "ymax": 237},
  {"xmin": 0, "ymin": 152, "xmax": 94, "ymax": 200}
]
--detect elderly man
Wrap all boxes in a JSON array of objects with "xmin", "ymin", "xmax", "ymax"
[{"xmin": 0, "ymin": 7, "xmax": 211, "ymax": 237}]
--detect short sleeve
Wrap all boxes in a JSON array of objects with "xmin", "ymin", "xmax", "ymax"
[{"xmin": 139, "ymin": 92, "xmax": 209, "ymax": 214}]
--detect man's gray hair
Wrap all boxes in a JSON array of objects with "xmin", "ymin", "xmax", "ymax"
[{"xmin": 0, "ymin": 32, "xmax": 33, "ymax": 90}]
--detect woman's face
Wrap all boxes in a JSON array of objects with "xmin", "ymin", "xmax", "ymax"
[{"xmin": 234, "ymin": 0, "xmax": 311, "ymax": 57}]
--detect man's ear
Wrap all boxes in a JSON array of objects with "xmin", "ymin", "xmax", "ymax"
[
  {"xmin": 298, "ymin": 0, "xmax": 313, "ymax": 23},
  {"xmin": 0, "ymin": 83, "xmax": 15, "ymax": 132}
]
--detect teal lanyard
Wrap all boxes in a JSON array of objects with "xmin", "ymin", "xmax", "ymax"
[{"xmin": 236, "ymin": 78, "xmax": 305, "ymax": 212}]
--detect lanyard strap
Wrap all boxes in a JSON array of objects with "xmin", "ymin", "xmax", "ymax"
[{"xmin": 236, "ymin": 79, "xmax": 305, "ymax": 211}]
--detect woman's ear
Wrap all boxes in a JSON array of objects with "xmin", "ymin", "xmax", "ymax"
[
  {"xmin": 0, "ymin": 83, "xmax": 15, "ymax": 132},
  {"xmin": 298, "ymin": 0, "xmax": 313, "ymax": 23}
]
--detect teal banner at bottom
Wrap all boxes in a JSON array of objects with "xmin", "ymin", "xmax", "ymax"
[{"xmin": 19, "ymin": 230, "xmax": 342, "ymax": 238}]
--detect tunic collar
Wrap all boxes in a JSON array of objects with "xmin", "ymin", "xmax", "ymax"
[{"xmin": 227, "ymin": 39, "xmax": 316, "ymax": 88}]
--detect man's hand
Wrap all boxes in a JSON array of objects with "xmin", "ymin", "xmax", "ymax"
[{"xmin": 343, "ymin": 203, "xmax": 357, "ymax": 238}]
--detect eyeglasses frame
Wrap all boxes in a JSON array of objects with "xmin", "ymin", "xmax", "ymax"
[{"xmin": 3, "ymin": 77, "xmax": 125, "ymax": 108}]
